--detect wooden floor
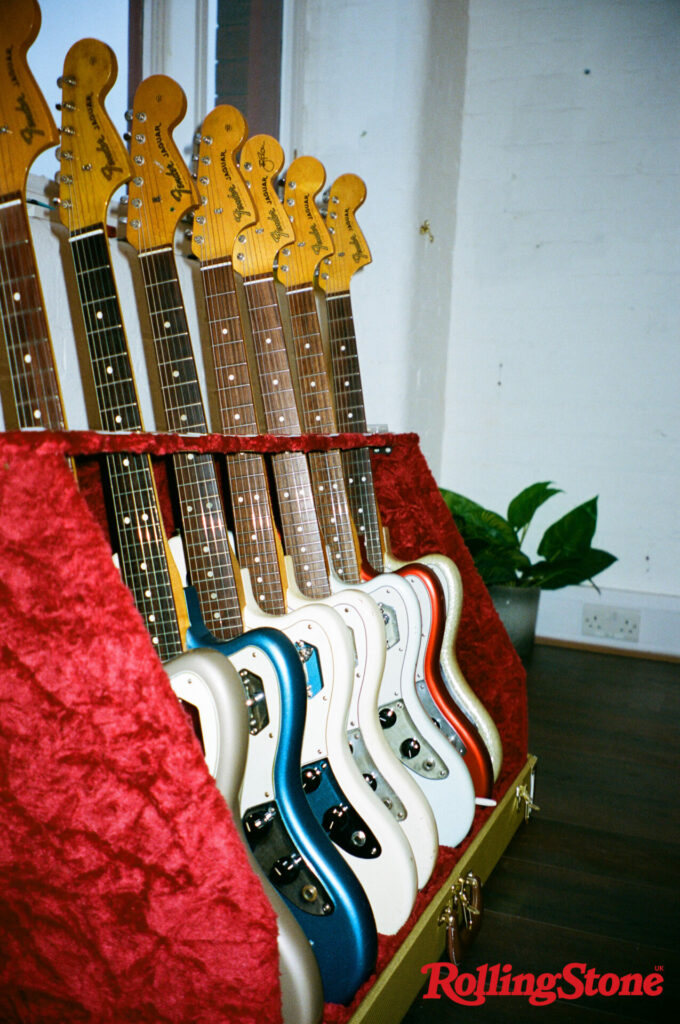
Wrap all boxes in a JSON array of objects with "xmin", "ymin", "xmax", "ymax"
[{"xmin": 401, "ymin": 644, "xmax": 680, "ymax": 1023}]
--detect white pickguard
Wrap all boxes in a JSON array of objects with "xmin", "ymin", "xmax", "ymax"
[
  {"xmin": 383, "ymin": 547, "xmax": 503, "ymax": 781},
  {"xmin": 164, "ymin": 646, "xmax": 323, "ymax": 1024},
  {"xmin": 247, "ymin": 566, "xmax": 418, "ymax": 936}
]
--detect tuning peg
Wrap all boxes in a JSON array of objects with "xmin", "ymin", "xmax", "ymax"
[
  {"xmin": 123, "ymin": 132, "xmax": 132, "ymax": 142},
  {"xmin": 56, "ymin": 75, "xmax": 76, "ymax": 87},
  {"xmin": 125, "ymin": 109, "xmax": 134, "ymax": 122}
]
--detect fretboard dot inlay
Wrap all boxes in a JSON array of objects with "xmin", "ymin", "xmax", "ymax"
[
  {"xmin": 140, "ymin": 562, "xmax": 147, "ymax": 571},
  {"xmin": 238, "ymin": 497, "xmax": 244, "ymax": 503},
  {"xmin": 149, "ymin": 614, "xmax": 155, "ymax": 622},
  {"xmin": 310, "ymin": 381, "xmax": 316, "ymax": 388},
  {"xmin": 207, "ymin": 570, "xmax": 214, "ymax": 578},
  {"xmin": 202, "ymin": 546, "xmax": 209, "ymax": 553},
  {"xmin": 124, "ymin": 516, "xmax": 131, "ymax": 524},
  {"xmin": 173, "ymin": 370, "xmax": 180, "ymax": 377},
  {"xmin": 24, "ymin": 354, "xmax": 31, "ymax": 363},
  {"xmin": 213, "ymin": 612, "xmax": 221, "ymax": 620},
  {"xmin": 297, "ymin": 526, "xmax": 303, "ymax": 533},
  {"xmin": 222, "ymin": 328, "xmax": 228, "ymax": 335},
  {"xmin": 152, "ymin": 637, "xmax": 159, "ymax": 645},
  {"xmin": 228, "ymin": 373, "xmax": 234, "ymax": 381},
  {"xmin": 279, "ymin": 416, "xmax": 285, "ymax": 422},
  {"xmin": 254, "ymin": 556, "xmax": 260, "ymax": 563},
  {"xmin": 13, "ymin": 292, "xmax": 20, "ymax": 302},
  {"xmin": 141, "ymin": 514, "xmax": 148, "ymax": 521},
  {"xmin": 265, "ymin": 337, "xmax": 272, "ymax": 344},
  {"xmin": 234, "ymin": 413, "xmax": 241, "ymax": 420},
  {"xmin": 106, "ymin": 366, "xmax": 113, "ymax": 375},
  {"xmin": 348, "ymin": 412, "xmax": 354, "ymax": 418},
  {"xmin": 96, "ymin": 311, "xmax": 103, "ymax": 320},
  {"xmin": 164, "ymin": 321, "xmax": 171, "ymax": 329},
  {"xmin": 187, "ymin": 454, "xmax": 194, "ymax": 460},
  {"xmin": 273, "ymin": 378, "xmax": 279, "ymax": 385},
  {"xmin": 344, "ymin": 381, "xmax": 350, "ymax": 387},
  {"xmin": 145, "ymin": 589, "xmax": 151, "ymax": 597},
  {"xmin": 115, "ymin": 415, "xmax": 122, "ymax": 423}
]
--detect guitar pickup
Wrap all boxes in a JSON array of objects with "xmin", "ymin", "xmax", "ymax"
[{"xmin": 239, "ymin": 668, "xmax": 269, "ymax": 735}]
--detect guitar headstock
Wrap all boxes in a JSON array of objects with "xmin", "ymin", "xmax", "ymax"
[
  {"xmin": 276, "ymin": 155, "xmax": 333, "ymax": 288},
  {"xmin": 56, "ymin": 38, "xmax": 132, "ymax": 232},
  {"xmin": 231, "ymin": 133, "xmax": 294, "ymax": 277},
  {"xmin": 191, "ymin": 104, "xmax": 255, "ymax": 262},
  {"xmin": 317, "ymin": 173, "xmax": 372, "ymax": 295},
  {"xmin": 0, "ymin": 0, "xmax": 58, "ymax": 193},
  {"xmin": 126, "ymin": 75, "xmax": 198, "ymax": 252}
]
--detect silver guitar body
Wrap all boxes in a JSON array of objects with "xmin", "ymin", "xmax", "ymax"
[{"xmin": 165, "ymin": 646, "xmax": 324, "ymax": 1024}]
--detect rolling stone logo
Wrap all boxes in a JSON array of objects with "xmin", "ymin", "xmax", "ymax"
[{"xmin": 421, "ymin": 961, "xmax": 665, "ymax": 1007}]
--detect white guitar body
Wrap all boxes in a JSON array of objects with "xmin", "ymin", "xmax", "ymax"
[
  {"xmin": 258, "ymin": 566, "xmax": 418, "ymax": 936},
  {"xmin": 165, "ymin": 646, "xmax": 324, "ymax": 1024},
  {"xmin": 340, "ymin": 568, "xmax": 476, "ymax": 849},
  {"xmin": 383, "ymin": 546, "xmax": 503, "ymax": 781},
  {"xmin": 323, "ymin": 571, "xmax": 439, "ymax": 889}
]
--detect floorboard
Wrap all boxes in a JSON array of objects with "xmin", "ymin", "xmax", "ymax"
[{"xmin": 401, "ymin": 644, "xmax": 680, "ymax": 1023}]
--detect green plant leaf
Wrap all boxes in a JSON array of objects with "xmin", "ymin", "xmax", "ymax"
[
  {"xmin": 439, "ymin": 488, "xmax": 517, "ymax": 549},
  {"xmin": 472, "ymin": 544, "xmax": 532, "ymax": 586},
  {"xmin": 526, "ymin": 548, "xmax": 617, "ymax": 589},
  {"xmin": 507, "ymin": 482, "xmax": 561, "ymax": 533},
  {"xmin": 537, "ymin": 497, "xmax": 599, "ymax": 560}
]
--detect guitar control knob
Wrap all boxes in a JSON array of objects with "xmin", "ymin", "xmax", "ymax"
[
  {"xmin": 400, "ymin": 737, "xmax": 421, "ymax": 760},
  {"xmin": 379, "ymin": 707, "xmax": 397, "ymax": 729},
  {"xmin": 324, "ymin": 804, "xmax": 349, "ymax": 838},
  {"xmin": 270, "ymin": 853, "xmax": 302, "ymax": 885},
  {"xmin": 363, "ymin": 772, "xmax": 378, "ymax": 791},
  {"xmin": 243, "ymin": 805, "xmax": 276, "ymax": 840},
  {"xmin": 301, "ymin": 766, "xmax": 323, "ymax": 793}
]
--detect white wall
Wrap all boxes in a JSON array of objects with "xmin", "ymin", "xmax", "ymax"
[{"xmin": 281, "ymin": 0, "xmax": 680, "ymax": 653}]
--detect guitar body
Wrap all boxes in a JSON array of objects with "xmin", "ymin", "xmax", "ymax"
[
  {"xmin": 384, "ymin": 548, "xmax": 503, "ymax": 781},
  {"xmin": 325, "ymin": 572, "xmax": 441, "ymax": 887},
  {"xmin": 164, "ymin": 644, "xmax": 324, "ymax": 1024},
  {"xmin": 212, "ymin": 616, "xmax": 377, "ymax": 1004},
  {"xmin": 390, "ymin": 560, "xmax": 494, "ymax": 800},
  {"xmin": 352, "ymin": 569, "xmax": 477, "ymax": 848},
  {"xmin": 238, "ymin": 573, "xmax": 418, "ymax": 936}
]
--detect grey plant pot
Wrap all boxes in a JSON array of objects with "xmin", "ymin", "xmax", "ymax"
[{"xmin": 489, "ymin": 585, "xmax": 541, "ymax": 660}]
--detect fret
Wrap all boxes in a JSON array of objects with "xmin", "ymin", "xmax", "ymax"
[
  {"xmin": 271, "ymin": 451, "xmax": 331, "ymax": 599},
  {"xmin": 0, "ymin": 198, "xmax": 67, "ymax": 430},
  {"xmin": 226, "ymin": 452, "xmax": 287, "ymax": 615}
]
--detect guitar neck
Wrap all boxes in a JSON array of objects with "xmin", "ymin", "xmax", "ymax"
[
  {"xmin": 285, "ymin": 284, "xmax": 361, "ymax": 583},
  {"xmin": 239, "ymin": 272, "xmax": 331, "ymax": 598},
  {"xmin": 324, "ymin": 288, "xmax": 385, "ymax": 572},
  {"xmin": 199, "ymin": 256, "xmax": 287, "ymax": 615},
  {"xmin": 137, "ymin": 246, "xmax": 245, "ymax": 639},
  {"xmin": 68, "ymin": 225, "xmax": 184, "ymax": 660},
  {"xmin": 0, "ymin": 194, "xmax": 67, "ymax": 430}
]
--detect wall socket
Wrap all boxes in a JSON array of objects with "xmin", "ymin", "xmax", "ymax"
[{"xmin": 582, "ymin": 604, "xmax": 641, "ymax": 642}]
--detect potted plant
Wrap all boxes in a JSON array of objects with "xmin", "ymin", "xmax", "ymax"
[{"xmin": 439, "ymin": 482, "xmax": 617, "ymax": 658}]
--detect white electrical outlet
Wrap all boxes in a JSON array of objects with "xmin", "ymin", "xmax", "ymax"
[{"xmin": 582, "ymin": 604, "xmax": 641, "ymax": 642}]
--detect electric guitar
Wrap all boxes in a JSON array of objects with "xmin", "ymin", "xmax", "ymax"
[
  {"xmin": 0, "ymin": 0, "xmax": 66, "ymax": 432},
  {"xmin": 56, "ymin": 46, "xmax": 372, "ymax": 1007},
  {"xmin": 192, "ymin": 110, "xmax": 419, "ymax": 934},
  {"xmin": 318, "ymin": 172, "xmax": 503, "ymax": 788},
  {"xmin": 271, "ymin": 151, "xmax": 483, "ymax": 826}
]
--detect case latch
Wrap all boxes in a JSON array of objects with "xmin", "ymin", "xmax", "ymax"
[
  {"xmin": 515, "ymin": 778, "xmax": 540, "ymax": 822},
  {"xmin": 437, "ymin": 871, "xmax": 483, "ymax": 965}
]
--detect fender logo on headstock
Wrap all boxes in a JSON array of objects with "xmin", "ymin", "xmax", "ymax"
[
  {"xmin": 96, "ymin": 134, "xmax": 123, "ymax": 180},
  {"xmin": 268, "ymin": 206, "xmax": 289, "ymax": 243},
  {"xmin": 350, "ymin": 231, "xmax": 368, "ymax": 263},
  {"xmin": 310, "ymin": 222, "xmax": 329, "ymax": 256},
  {"xmin": 151, "ymin": 123, "xmax": 191, "ymax": 201},
  {"xmin": 15, "ymin": 93, "xmax": 43, "ymax": 145}
]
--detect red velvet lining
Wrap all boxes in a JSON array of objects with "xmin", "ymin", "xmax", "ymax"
[{"xmin": 0, "ymin": 431, "xmax": 527, "ymax": 1023}]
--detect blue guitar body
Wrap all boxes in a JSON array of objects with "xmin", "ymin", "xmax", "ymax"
[{"xmin": 184, "ymin": 586, "xmax": 378, "ymax": 1004}]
